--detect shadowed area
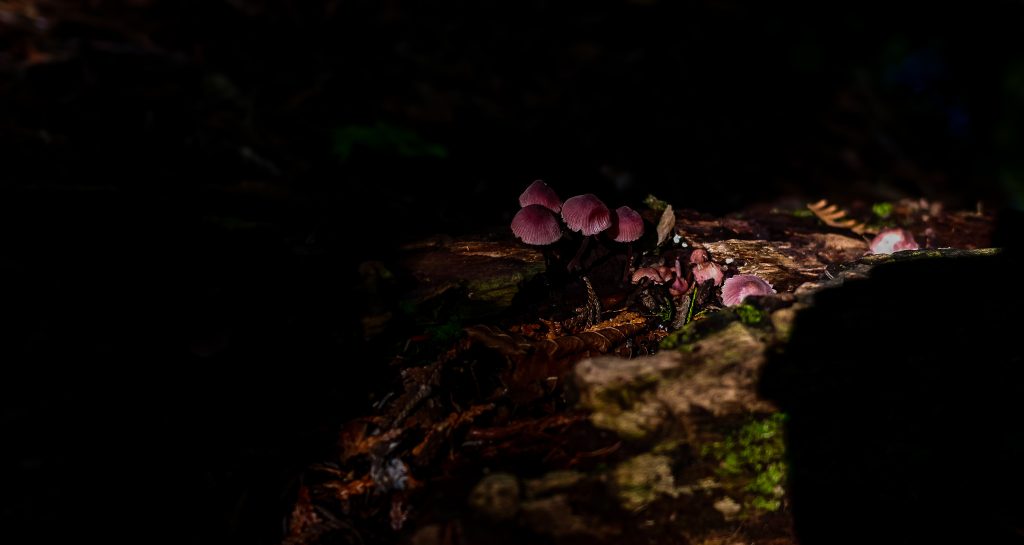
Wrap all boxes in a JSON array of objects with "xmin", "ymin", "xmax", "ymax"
[
  {"xmin": 760, "ymin": 212, "xmax": 1024, "ymax": 544},
  {"xmin": 4, "ymin": 1, "xmax": 1024, "ymax": 544}
]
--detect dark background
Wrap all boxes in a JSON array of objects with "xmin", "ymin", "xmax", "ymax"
[{"xmin": 2, "ymin": 1, "xmax": 1024, "ymax": 543}]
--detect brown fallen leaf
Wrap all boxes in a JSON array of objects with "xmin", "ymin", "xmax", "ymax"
[{"xmin": 656, "ymin": 204, "xmax": 676, "ymax": 245}]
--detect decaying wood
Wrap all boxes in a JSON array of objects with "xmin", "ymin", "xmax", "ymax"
[
  {"xmin": 574, "ymin": 320, "xmax": 779, "ymax": 442},
  {"xmin": 702, "ymin": 239, "xmax": 824, "ymax": 291},
  {"xmin": 400, "ymin": 238, "xmax": 547, "ymax": 312},
  {"xmin": 290, "ymin": 198, "xmax": 997, "ymax": 545}
]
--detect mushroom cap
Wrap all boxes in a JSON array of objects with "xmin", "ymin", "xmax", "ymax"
[
  {"xmin": 721, "ymin": 274, "xmax": 776, "ymax": 306},
  {"xmin": 631, "ymin": 267, "xmax": 664, "ymax": 284},
  {"xmin": 631, "ymin": 266, "xmax": 674, "ymax": 284},
  {"xmin": 693, "ymin": 262, "xmax": 725, "ymax": 286},
  {"xmin": 689, "ymin": 249, "xmax": 709, "ymax": 264},
  {"xmin": 869, "ymin": 228, "xmax": 920, "ymax": 255},
  {"xmin": 561, "ymin": 194, "xmax": 612, "ymax": 236},
  {"xmin": 518, "ymin": 180, "xmax": 562, "ymax": 213},
  {"xmin": 608, "ymin": 206, "xmax": 645, "ymax": 242},
  {"xmin": 511, "ymin": 204, "xmax": 562, "ymax": 245}
]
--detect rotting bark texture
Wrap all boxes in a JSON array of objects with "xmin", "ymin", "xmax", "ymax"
[{"xmin": 290, "ymin": 198, "xmax": 996, "ymax": 545}]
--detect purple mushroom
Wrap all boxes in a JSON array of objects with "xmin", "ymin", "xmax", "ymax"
[
  {"xmin": 561, "ymin": 194, "xmax": 612, "ymax": 236},
  {"xmin": 721, "ymin": 274, "xmax": 776, "ymax": 307},
  {"xmin": 608, "ymin": 206, "xmax": 644, "ymax": 243},
  {"xmin": 689, "ymin": 248, "xmax": 709, "ymax": 264},
  {"xmin": 518, "ymin": 180, "xmax": 562, "ymax": 213},
  {"xmin": 511, "ymin": 204, "xmax": 562, "ymax": 246},
  {"xmin": 561, "ymin": 194, "xmax": 612, "ymax": 271},
  {"xmin": 609, "ymin": 205, "xmax": 645, "ymax": 282}
]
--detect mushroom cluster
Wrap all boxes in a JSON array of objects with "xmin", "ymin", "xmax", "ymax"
[
  {"xmin": 631, "ymin": 247, "xmax": 777, "ymax": 308},
  {"xmin": 509, "ymin": 180, "xmax": 645, "ymax": 272},
  {"xmin": 631, "ymin": 248, "xmax": 724, "ymax": 295},
  {"xmin": 512, "ymin": 182, "xmax": 783, "ymax": 309}
]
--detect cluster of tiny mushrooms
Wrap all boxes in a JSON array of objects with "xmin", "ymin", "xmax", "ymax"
[{"xmin": 511, "ymin": 180, "xmax": 921, "ymax": 309}]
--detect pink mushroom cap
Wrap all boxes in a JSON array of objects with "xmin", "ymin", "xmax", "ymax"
[
  {"xmin": 721, "ymin": 274, "xmax": 776, "ymax": 307},
  {"xmin": 631, "ymin": 267, "xmax": 664, "ymax": 284},
  {"xmin": 608, "ymin": 206, "xmax": 645, "ymax": 242},
  {"xmin": 518, "ymin": 180, "xmax": 562, "ymax": 213},
  {"xmin": 561, "ymin": 194, "xmax": 612, "ymax": 236},
  {"xmin": 511, "ymin": 204, "xmax": 562, "ymax": 246},
  {"xmin": 631, "ymin": 266, "xmax": 675, "ymax": 284},
  {"xmin": 689, "ymin": 249, "xmax": 709, "ymax": 264},
  {"xmin": 868, "ymin": 228, "xmax": 920, "ymax": 255},
  {"xmin": 693, "ymin": 262, "xmax": 725, "ymax": 286}
]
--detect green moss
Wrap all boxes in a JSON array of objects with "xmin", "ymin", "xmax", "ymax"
[
  {"xmin": 863, "ymin": 248, "xmax": 999, "ymax": 266},
  {"xmin": 749, "ymin": 495, "xmax": 782, "ymax": 512},
  {"xmin": 661, "ymin": 308, "xmax": 745, "ymax": 351},
  {"xmin": 872, "ymin": 202, "xmax": 894, "ymax": 219},
  {"xmin": 701, "ymin": 413, "xmax": 788, "ymax": 515},
  {"xmin": 733, "ymin": 304, "xmax": 766, "ymax": 326},
  {"xmin": 467, "ymin": 264, "xmax": 545, "ymax": 309},
  {"xmin": 659, "ymin": 322, "xmax": 699, "ymax": 350},
  {"xmin": 643, "ymin": 194, "xmax": 669, "ymax": 212},
  {"xmin": 791, "ymin": 208, "xmax": 814, "ymax": 218}
]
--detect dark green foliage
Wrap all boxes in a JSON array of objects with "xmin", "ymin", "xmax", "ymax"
[
  {"xmin": 333, "ymin": 123, "xmax": 448, "ymax": 161},
  {"xmin": 425, "ymin": 316, "xmax": 467, "ymax": 345}
]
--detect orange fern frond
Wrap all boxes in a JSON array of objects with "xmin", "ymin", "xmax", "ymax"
[{"xmin": 806, "ymin": 199, "xmax": 874, "ymax": 235}]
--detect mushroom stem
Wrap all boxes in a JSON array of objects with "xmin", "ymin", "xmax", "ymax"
[
  {"xmin": 541, "ymin": 246, "xmax": 567, "ymax": 284},
  {"xmin": 621, "ymin": 243, "xmax": 634, "ymax": 284},
  {"xmin": 540, "ymin": 246, "xmax": 567, "ymax": 294},
  {"xmin": 567, "ymin": 236, "xmax": 592, "ymax": 272}
]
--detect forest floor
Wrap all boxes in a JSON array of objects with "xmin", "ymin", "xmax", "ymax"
[
  {"xmin": 4, "ymin": 3, "xmax": 1021, "ymax": 545},
  {"xmin": 295, "ymin": 195, "xmax": 999, "ymax": 545}
]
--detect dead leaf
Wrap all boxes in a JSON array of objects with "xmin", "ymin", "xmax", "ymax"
[{"xmin": 656, "ymin": 204, "xmax": 675, "ymax": 245}]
